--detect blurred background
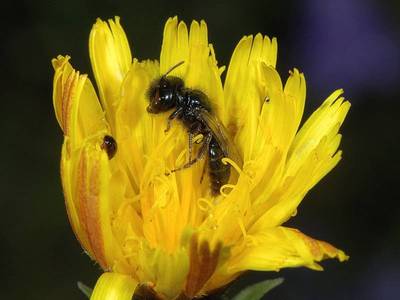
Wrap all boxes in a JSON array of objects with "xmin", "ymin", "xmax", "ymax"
[{"xmin": 1, "ymin": 0, "xmax": 399, "ymax": 299}]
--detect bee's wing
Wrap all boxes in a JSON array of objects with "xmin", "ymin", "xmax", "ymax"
[{"xmin": 199, "ymin": 109, "xmax": 242, "ymax": 167}]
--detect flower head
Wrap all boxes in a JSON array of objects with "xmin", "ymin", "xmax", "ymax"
[{"xmin": 52, "ymin": 16, "xmax": 350, "ymax": 300}]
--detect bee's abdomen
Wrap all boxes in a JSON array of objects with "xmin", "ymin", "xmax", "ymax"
[{"xmin": 208, "ymin": 138, "xmax": 230, "ymax": 196}]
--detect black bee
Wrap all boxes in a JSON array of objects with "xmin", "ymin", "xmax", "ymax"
[{"xmin": 146, "ymin": 61, "xmax": 240, "ymax": 196}]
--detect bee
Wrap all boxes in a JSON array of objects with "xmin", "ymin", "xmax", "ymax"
[{"xmin": 146, "ymin": 61, "xmax": 241, "ymax": 195}]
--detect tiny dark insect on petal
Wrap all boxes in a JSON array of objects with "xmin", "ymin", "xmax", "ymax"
[{"xmin": 101, "ymin": 135, "xmax": 117, "ymax": 159}]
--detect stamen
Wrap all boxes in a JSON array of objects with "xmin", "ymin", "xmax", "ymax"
[
  {"xmin": 243, "ymin": 159, "xmax": 259, "ymax": 180},
  {"xmin": 152, "ymin": 176, "xmax": 174, "ymax": 208},
  {"xmin": 123, "ymin": 252, "xmax": 138, "ymax": 259},
  {"xmin": 220, "ymin": 184, "xmax": 235, "ymax": 197},
  {"xmin": 237, "ymin": 218, "xmax": 247, "ymax": 240},
  {"xmin": 198, "ymin": 197, "xmax": 214, "ymax": 212},
  {"xmin": 175, "ymin": 149, "xmax": 187, "ymax": 167},
  {"xmin": 222, "ymin": 158, "xmax": 243, "ymax": 176},
  {"xmin": 245, "ymin": 234, "xmax": 258, "ymax": 247},
  {"xmin": 116, "ymin": 196, "xmax": 140, "ymax": 217},
  {"xmin": 141, "ymin": 154, "xmax": 168, "ymax": 189}
]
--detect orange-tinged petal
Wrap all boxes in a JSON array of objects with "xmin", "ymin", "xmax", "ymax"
[
  {"xmin": 53, "ymin": 55, "xmax": 110, "ymax": 262},
  {"xmin": 60, "ymin": 138, "xmax": 93, "ymax": 257},
  {"xmin": 79, "ymin": 145, "xmax": 109, "ymax": 269},
  {"xmin": 228, "ymin": 226, "xmax": 348, "ymax": 273},
  {"xmin": 52, "ymin": 55, "xmax": 107, "ymax": 150},
  {"xmin": 185, "ymin": 233, "xmax": 222, "ymax": 298},
  {"xmin": 79, "ymin": 140, "xmax": 133, "ymax": 270},
  {"xmin": 61, "ymin": 136, "xmax": 128, "ymax": 270}
]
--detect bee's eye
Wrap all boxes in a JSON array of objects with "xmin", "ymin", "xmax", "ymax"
[
  {"xmin": 154, "ymin": 89, "xmax": 160, "ymax": 101},
  {"xmin": 146, "ymin": 77, "xmax": 177, "ymax": 113},
  {"xmin": 101, "ymin": 135, "xmax": 117, "ymax": 159}
]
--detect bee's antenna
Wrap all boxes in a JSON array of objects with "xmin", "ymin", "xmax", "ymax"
[{"xmin": 162, "ymin": 61, "xmax": 185, "ymax": 78}]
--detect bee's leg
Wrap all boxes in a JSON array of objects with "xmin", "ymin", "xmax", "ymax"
[
  {"xmin": 188, "ymin": 131, "xmax": 194, "ymax": 162},
  {"xmin": 172, "ymin": 132, "xmax": 212, "ymax": 173},
  {"xmin": 200, "ymin": 156, "xmax": 208, "ymax": 183},
  {"xmin": 165, "ymin": 107, "xmax": 183, "ymax": 133},
  {"xmin": 188, "ymin": 122, "xmax": 203, "ymax": 162}
]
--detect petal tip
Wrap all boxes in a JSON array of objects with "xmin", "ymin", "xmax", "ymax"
[{"xmin": 51, "ymin": 54, "xmax": 70, "ymax": 70}]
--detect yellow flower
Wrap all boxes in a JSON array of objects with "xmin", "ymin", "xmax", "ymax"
[{"xmin": 52, "ymin": 16, "xmax": 350, "ymax": 300}]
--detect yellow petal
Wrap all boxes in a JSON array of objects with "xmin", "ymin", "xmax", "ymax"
[
  {"xmin": 52, "ymin": 55, "xmax": 107, "ymax": 150},
  {"xmin": 283, "ymin": 68, "xmax": 306, "ymax": 131},
  {"xmin": 114, "ymin": 60, "xmax": 155, "ymax": 193},
  {"xmin": 89, "ymin": 17, "xmax": 132, "ymax": 127},
  {"xmin": 160, "ymin": 16, "xmax": 188, "ymax": 76},
  {"xmin": 53, "ymin": 55, "xmax": 111, "ymax": 260},
  {"xmin": 223, "ymin": 34, "xmax": 278, "ymax": 159},
  {"xmin": 288, "ymin": 89, "xmax": 350, "ymax": 165},
  {"xmin": 62, "ymin": 137, "xmax": 128, "ymax": 270},
  {"xmin": 250, "ymin": 137, "xmax": 342, "ymax": 230},
  {"xmin": 249, "ymin": 90, "xmax": 350, "ymax": 230},
  {"xmin": 136, "ymin": 241, "xmax": 189, "ymax": 299},
  {"xmin": 247, "ymin": 67, "xmax": 306, "ymax": 202},
  {"xmin": 77, "ymin": 141, "xmax": 109, "ymax": 268},
  {"xmin": 228, "ymin": 226, "xmax": 348, "ymax": 273},
  {"xmin": 60, "ymin": 137, "xmax": 92, "ymax": 257},
  {"xmin": 91, "ymin": 272, "xmax": 137, "ymax": 300},
  {"xmin": 160, "ymin": 17, "xmax": 224, "ymax": 116}
]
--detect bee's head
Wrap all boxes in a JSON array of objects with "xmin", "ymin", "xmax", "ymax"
[
  {"xmin": 146, "ymin": 61, "xmax": 185, "ymax": 114},
  {"xmin": 146, "ymin": 76, "xmax": 183, "ymax": 114}
]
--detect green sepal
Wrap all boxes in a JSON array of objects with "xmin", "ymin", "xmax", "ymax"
[
  {"xmin": 223, "ymin": 277, "xmax": 284, "ymax": 300},
  {"xmin": 77, "ymin": 281, "xmax": 93, "ymax": 298}
]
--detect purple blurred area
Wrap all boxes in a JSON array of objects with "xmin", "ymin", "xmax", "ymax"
[{"xmin": 298, "ymin": 0, "xmax": 400, "ymax": 98}]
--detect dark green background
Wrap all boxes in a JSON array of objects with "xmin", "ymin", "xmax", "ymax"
[{"xmin": 2, "ymin": 1, "xmax": 400, "ymax": 299}]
